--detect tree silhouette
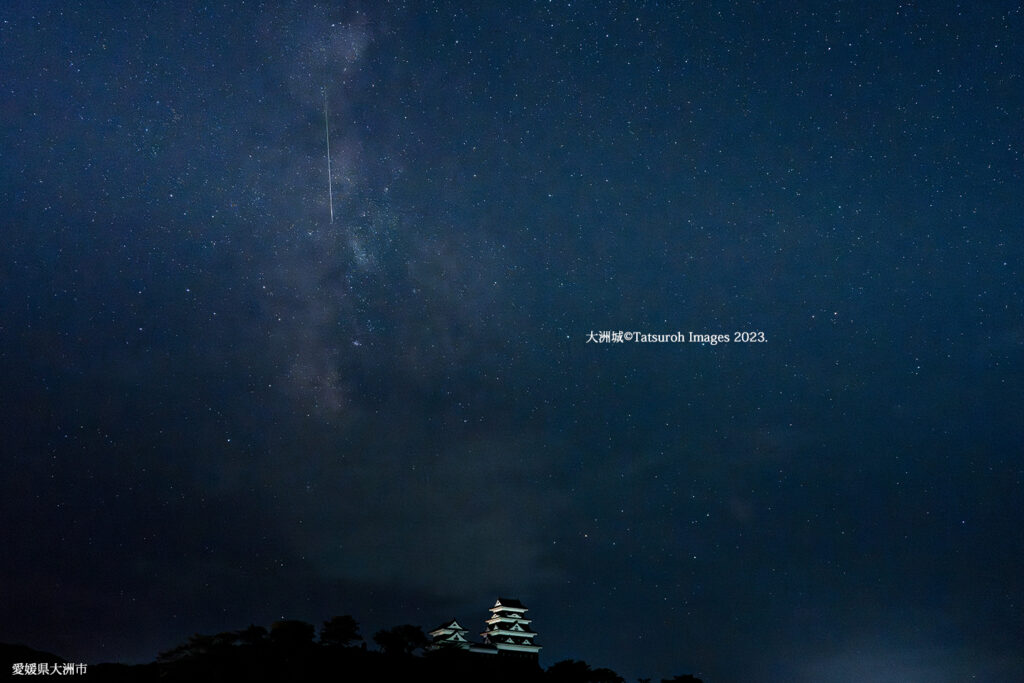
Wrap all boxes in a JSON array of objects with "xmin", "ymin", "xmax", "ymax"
[
  {"xmin": 373, "ymin": 624, "xmax": 429, "ymax": 656},
  {"xmin": 591, "ymin": 666, "xmax": 625, "ymax": 683},
  {"xmin": 33, "ymin": 609, "xmax": 707, "ymax": 682},
  {"xmin": 269, "ymin": 620, "xmax": 315, "ymax": 650},
  {"xmin": 547, "ymin": 659, "xmax": 591, "ymax": 682},
  {"xmin": 236, "ymin": 624, "xmax": 268, "ymax": 647},
  {"xmin": 156, "ymin": 633, "xmax": 222, "ymax": 662},
  {"xmin": 548, "ymin": 655, "xmax": 618, "ymax": 683},
  {"xmin": 320, "ymin": 615, "xmax": 361, "ymax": 648},
  {"xmin": 547, "ymin": 659, "xmax": 623, "ymax": 683}
]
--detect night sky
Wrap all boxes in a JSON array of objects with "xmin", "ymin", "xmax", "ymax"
[{"xmin": 2, "ymin": 1, "xmax": 1023, "ymax": 681}]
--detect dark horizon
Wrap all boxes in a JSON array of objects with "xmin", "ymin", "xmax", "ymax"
[
  {"xmin": 2, "ymin": 602, "xmax": 693, "ymax": 682},
  {"xmin": 3, "ymin": 1, "xmax": 1022, "ymax": 681}
]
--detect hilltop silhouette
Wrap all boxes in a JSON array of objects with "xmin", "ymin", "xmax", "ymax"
[{"xmin": 1, "ymin": 613, "xmax": 703, "ymax": 683}]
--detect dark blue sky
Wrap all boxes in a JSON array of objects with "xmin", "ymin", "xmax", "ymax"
[{"xmin": 2, "ymin": 2, "xmax": 1022, "ymax": 681}]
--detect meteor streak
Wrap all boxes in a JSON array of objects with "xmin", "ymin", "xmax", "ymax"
[{"xmin": 324, "ymin": 89, "xmax": 334, "ymax": 223}]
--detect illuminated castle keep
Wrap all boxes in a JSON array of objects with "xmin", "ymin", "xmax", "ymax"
[
  {"xmin": 481, "ymin": 598, "xmax": 540, "ymax": 655},
  {"xmin": 429, "ymin": 598, "xmax": 541, "ymax": 660}
]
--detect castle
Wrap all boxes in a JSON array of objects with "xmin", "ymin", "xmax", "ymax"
[{"xmin": 428, "ymin": 598, "xmax": 541, "ymax": 661}]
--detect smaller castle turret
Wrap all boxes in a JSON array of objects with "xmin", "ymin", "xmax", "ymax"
[{"xmin": 428, "ymin": 619, "xmax": 471, "ymax": 649}]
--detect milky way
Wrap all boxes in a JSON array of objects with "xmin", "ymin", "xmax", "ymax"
[{"xmin": 2, "ymin": 3, "xmax": 1022, "ymax": 681}]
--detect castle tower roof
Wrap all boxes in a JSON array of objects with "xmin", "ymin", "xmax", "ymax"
[
  {"xmin": 429, "ymin": 619, "xmax": 470, "ymax": 649},
  {"xmin": 481, "ymin": 597, "xmax": 541, "ymax": 657}
]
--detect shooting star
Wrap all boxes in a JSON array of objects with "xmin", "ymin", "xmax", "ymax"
[{"xmin": 324, "ymin": 89, "xmax": 334, "ymax": 223}]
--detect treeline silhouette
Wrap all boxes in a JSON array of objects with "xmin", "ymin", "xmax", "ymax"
[{"xmin": 2, "ymin": 615, "xmax": 703, "ymax": 682}]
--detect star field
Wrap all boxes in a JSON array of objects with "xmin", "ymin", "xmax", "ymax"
[{"xmin": 2, "ymin": 2, "xmax": 1023, "ymax": 681}]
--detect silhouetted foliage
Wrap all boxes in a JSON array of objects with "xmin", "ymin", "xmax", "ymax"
[
  {"xmin": 236, "ymin": 624, "xmax": 268, "ymax": 647},
  {"xmin": 268, "ymin": 619, "xmax": 315, "ymax": 650},
  {"xmin": 591, "ymin": 667, "xmax": 625, "ymax": 683},
  {"xmin": 546, "ymin": 659, "xmax": 623, "ymax": 683},
  {"xmin": 320, "ymin": 614, "xmax": 362, "ymax": 647},
  {"xmin": 661, "ymin": 675, "xmax": 704, "ymax": 683},
  {"xmin": 547, "ymin": 658, "xmax": 592, "ymax": 682},
  {"xmin": 5, "ymin": 611, "xmax": 694, "ymax": 683},
  {"xmin": 373, "ymin": 624, "xmax": 429, "ymax": 656},
  {"xmin": 156, "ymin": 633, "xmax": 220, "ymax": 663}
]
